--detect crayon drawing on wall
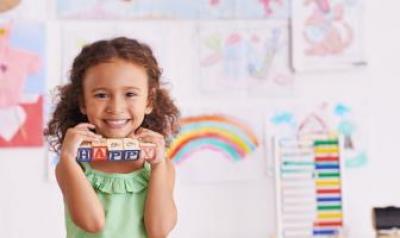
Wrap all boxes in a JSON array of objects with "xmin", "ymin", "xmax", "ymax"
[
  {"xmin": 291, "ymin": 0, "xmax": 366, "ymax": 71},
  {"xmin": 56, "ymin": 0, "xmax": 199, "ymax": 19},
  {"xmin": 197, "ymin": 21, "xmax": 294, "ymax": 96},
  {"xmin": 234, "ymin": 0, "xmax": 290, "ymax": 19},
  {"xmin": 167, "ymin": 111, "xmax": 264, "ymax": 183},
  {"xmin": 0, "ymin": 21, "xmax": 45, "ymax": 147},
  {"xmin": 266, "ymin": 100, "xmax": 368, "ymax": 169},
  {"xmin": 56, "ymin": 0, "xmax": 289, "ymax": 20}
]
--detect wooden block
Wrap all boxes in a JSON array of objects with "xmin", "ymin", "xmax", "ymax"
[
  {"xmin": 77, "ymin": 141, "xmax": 92, "ymax": 162},
  {"xmin": 92, "ymin": 146, "xmax": 108, "ymax": 161},
  {"xmin": 107, "ymin": 139, "xmax": 124, "ymax": 161},
  {"xmin": 140, "ymin": 142, "xmax": 157, "ymax": 159},
  {"xmin": 92, "ymin": 138, "xmax": 108, "ymax": 147},
  {"xmin": 123, "ymin": 138, "xmax": 140, "ymax": 150},
  {"xmin": 107, "ymin": 139, "xmax": 124, "ymax": 150},
  {"xmin": 123, "ymin": 150, "xmax": 140, "ymax": 160}
]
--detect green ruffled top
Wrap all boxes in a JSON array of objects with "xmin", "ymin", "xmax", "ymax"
[{"xmin": 65, "ymin": 162, "xmax": 151, "ymax": 238}]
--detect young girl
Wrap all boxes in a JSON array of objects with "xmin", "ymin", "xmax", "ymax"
[{"xmin": 45, "ymin": 37, "xmax": 180, "ymax": 238}]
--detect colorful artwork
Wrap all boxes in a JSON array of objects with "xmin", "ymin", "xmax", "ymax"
[
  {"xmin": 267, "ymin": 100, "xmax": 368, "ymax": 168},
  {"xmin": 198, "ymin": 22, "xmax": 293, "ymax": 95},
  {"xmin": 56, "ymin": 0, "xmax": 289, "ymax": 19},
  {"xmin": 0, "ymin": 21, "xmax": 45, "ymax": 147},
  {"xmin": 292, "ymin": 0, "xmax": 366, "ymax": 71},
  {"xmin": 167, "ymin": 114, "xmax": 259, "ymax": 163},
  {"xmin": 235, "ymin": 0, "xmax": 289, "ymax": 19},
  {"xmin": 168, "ymin": 111, "xmax": 264, "ymax": 183}
]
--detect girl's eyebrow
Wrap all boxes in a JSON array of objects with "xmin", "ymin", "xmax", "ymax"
[
  {"xmin": 90, "ymin": 86, "xmax": 142, "ymax": 92},
  {"xmin": 123, "ymin": 86, "xmax": 142, "ymax": 91}
]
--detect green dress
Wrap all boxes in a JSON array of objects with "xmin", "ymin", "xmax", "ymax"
[{"xmin": 65, "ymin": 162, "xmax": 151, "ymax": 238}]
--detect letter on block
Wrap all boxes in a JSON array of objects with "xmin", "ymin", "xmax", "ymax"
[
  {"xmin": 107, "ymin": 139, "xmax": 124, "ymax": 161},
  {"xmin": 77, "ymin": 142, "xmax": 92, "ymax": 162},
  {"xmin": 140, "ymin": 142, "xmax": 157, "ymax": 159},
  {"xmin": 92, "ymin": 138, "xmax": 108, "ymax": 161},
  {"xmin": 124, "ymin": 150, "xmax": 140, "ymax": 160},
  {"xmin": 92, "ymin": 147, "xmax": 107, "ymax": 161},
  {"xmin": 122, "ymin": 138, "xmax": 140, "ymax": 161}
]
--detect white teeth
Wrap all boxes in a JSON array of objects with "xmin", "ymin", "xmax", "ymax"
[{"xmin": 105, "ymin": 119, "xmax": 128, "ymax": 126}]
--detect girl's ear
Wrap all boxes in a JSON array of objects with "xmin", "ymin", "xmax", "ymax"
[
  {"xmin": 145, "ymin": 88, "xmax": 155, "ymax": 115},
  {"xmin": 80, "ymin": 104, "xmax": 87, "ymax": 115},
  {"xmin": 145, "ymin": 103, "xmax": 153, "ymax": 115}
]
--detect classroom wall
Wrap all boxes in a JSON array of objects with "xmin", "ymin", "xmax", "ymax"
[{"xmin": 1, "ymin": 0, "xmax": 399, "ymax": 237}]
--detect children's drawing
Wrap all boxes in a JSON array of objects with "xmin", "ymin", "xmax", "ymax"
[
  {"xmin": 168, "ymin": 111, "xmax": 264, "ymax": 183},
  {"xmin": 292, "ymin": 0, "xmax": 366, "ymax": 71},
  {"xmin": 235, "ymin": 0, "xmax": 289, "ymax": 19},
  {"xmin": 167, "ymin": 114, "xmax": 259, "ymax": 163},
  {"xmin": 56, "ymin": 0, "xmax": 289, "ymax": 19},
  {"xmin": 57, "ymin": 0, "xmax": 199, "ymax": 19},
  {"xmin": 266, "ymin": 100, "xmax": 368, "ymax": 168},
  {"xmin": 198, "ymin": 22, "xmax": 293, "ymax": 95},
  {"xmin": 0, "ymin": 21, "xmax": 45, "ymax": 147}
]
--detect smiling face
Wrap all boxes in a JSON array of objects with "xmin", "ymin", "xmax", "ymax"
[{"xmin": 80, "ymin": 58, "xmax": 152, "ymax": 138}]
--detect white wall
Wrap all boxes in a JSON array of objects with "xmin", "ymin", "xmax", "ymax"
[{"xmin": 1, "ymin": 0, "xmax": 400, "ymax": 237}]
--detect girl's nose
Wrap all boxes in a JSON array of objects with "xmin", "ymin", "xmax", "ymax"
[{"xmin": 106, "ymin": 95, "xmax": 126, "ymax": 114}]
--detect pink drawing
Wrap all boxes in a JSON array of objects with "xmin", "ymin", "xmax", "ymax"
[
  {"xmin": 303, "ymin": 3, "xmax": 353, "ymax": 56},
  {"xmin": 259, "ymin": 0, "xmax": 283, "ymax": 16},
  {"xmin": 209, "ymin": 0, "xmax": 220, "ymax": 6},
  {"xmin": 226, "ymin": 33, "xmax": 241, "ymax": 45},
  {"xmin": 305, "ymin": 0, "xmax": 330, "ymax": 13},
  {"xmin": 0, "ymin": 22, "xmax": 40, "ymax": 107},
  {"xmin": 0, "ymin": 22, "xmax": 43, "ymax": 146}
]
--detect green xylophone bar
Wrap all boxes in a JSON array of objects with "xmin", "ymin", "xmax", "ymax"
[{"xmin": 76, "ymin": 138, "xmax": 156, "ymax": 162}]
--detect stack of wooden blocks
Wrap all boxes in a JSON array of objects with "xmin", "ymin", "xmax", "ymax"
[{"xmin": 76, "ymin": 138, "xmax": 152, "ymax": 162}]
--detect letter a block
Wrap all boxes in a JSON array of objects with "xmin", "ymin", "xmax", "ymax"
[{"xmin": 92, "ymin": 139, "xmax": 108, "ymax": 161}]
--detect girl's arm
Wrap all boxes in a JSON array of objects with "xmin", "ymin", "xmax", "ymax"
[
  {"xmin": 56, "ymin": 123, "xmax": 105, "ymax": 233},
  {"xmin": 144, "ymin": 159, "xmax": 177, "ymax": 238},
  {"xmin": 135, "ymin": 128, "xmax": 177, "ymax": 238}
]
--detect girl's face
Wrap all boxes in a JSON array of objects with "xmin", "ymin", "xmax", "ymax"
[{"xmin": 80, "ymin": 58, "xmax": 152, "ymax": 138}]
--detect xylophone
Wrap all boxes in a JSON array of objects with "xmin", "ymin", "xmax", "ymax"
[{"xmin": 76, "ymin": 138, "xmax": 156, "ymax": 162}]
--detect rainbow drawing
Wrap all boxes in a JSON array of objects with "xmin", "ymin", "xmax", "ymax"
[{"xmin": 166, "ymin": 114, "xmax": 259, "ymax": 163}]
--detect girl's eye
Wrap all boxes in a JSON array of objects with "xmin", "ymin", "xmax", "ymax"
[
  {"xmin": 94, "ymin": 93, "xmax": 108, "ymax": 99},
  {"xmin": 126, "ymin": 92, "xmax": 137, "ymax": 97}
]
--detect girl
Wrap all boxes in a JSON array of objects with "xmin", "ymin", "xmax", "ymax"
[{"xmin": 45, "ymin": 37, "xmax": 179, "ymax": 238}]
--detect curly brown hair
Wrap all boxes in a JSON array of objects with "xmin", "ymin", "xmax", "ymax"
[{"xmin": 44, "ymin": 37, "xmax": 180, "ymax": 152}]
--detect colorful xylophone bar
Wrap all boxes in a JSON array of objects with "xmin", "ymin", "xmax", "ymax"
[{"xmin": 76, "ymin": 138, "xmax": 156, "ymax": 162}]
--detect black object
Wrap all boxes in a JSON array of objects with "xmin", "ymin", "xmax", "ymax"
[{"xmin": 373, "ymin": 207, "xmax": 400, "ymax": 230}]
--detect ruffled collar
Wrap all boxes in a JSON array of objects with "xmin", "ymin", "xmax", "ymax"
[{"xmin": 80, "ymin": 162, "xmax": 151, "ymax": 194}]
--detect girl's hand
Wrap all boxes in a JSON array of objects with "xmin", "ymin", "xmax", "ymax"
[
  {"xmin": 60, "ymin": 123, "xmax": 102, "ymax": 161},
  {"xmin": 132, "ymin": 127, "xmax": 166, "ymax": 167}
]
